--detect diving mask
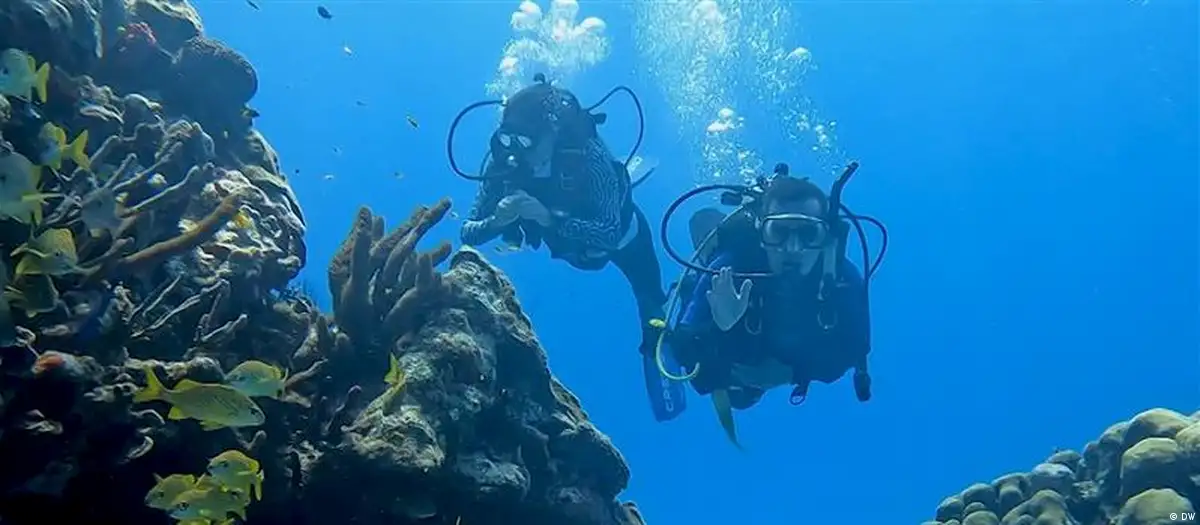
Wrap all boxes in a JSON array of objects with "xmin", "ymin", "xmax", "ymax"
[
  {"xmin": 490, "ymin": 126, "xmax": 554, "ymax": 170},
  {"xmin": 760, "ymin": 213, "xmax": 830, "ymax": 251}
]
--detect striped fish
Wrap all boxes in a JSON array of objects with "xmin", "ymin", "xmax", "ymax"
[{"xmin": 134, "ymin": 367, "xmax": 266, "ymax": 431}]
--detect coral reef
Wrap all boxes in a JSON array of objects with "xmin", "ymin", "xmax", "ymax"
[
  {"xmin": 0, "ymin": 0, "xmax": 641, "ymax": 524},
  {"xmin": 294, "ymin": 209, "xmax": 641, "ymax": 524},
  {"xmin": 922, "ymin": 408, "xmax": 1199, "ymax": 525}
]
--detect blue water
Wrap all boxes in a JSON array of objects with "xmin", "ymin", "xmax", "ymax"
[{"xmin": 197, "ymin": 1, "xmax": 1196, "ymax": 522}]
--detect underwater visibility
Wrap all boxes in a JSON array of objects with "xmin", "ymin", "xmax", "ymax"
[{"xmin": 0, "ymin": 0, "xmax": 1194, "ymax": 524}]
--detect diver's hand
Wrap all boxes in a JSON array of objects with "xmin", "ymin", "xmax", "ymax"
[
  {"xmin": 706, "ymin": 267, "xmax": 752, "ymax": 331},
  {"xmin": 492, "ymin": 191, "xmax": 533, "ymax": 226},
  {"xmin": 515, "ymin": 195, "xmax": 552, "ymax": 226}
]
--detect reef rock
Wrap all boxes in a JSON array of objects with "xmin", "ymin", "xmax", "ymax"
[
  {"xmin": 0, "ymin": 0, "xmax": 639, "ymax": 522},
  {"xmin": 0, "ymin": 0, "xmax": 104, "ymax": 72},
  {"xmin": 922, "ymin": 408, "xmax": 1200, "ymax": 525},
  {"xmin": 304, "ymin": 247, "xmax": 641, "ymax": 525},
  {"xmin": 128, "ymin": 0, "xmax": 203, "ymax": 51}
]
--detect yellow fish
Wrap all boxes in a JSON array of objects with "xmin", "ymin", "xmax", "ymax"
[
  {"xmin": 12, "ymin": 228, "xmax": 82, "ymax": 277},
  {"xmin": 36, "ymin": 123, "xmax": 89, "ymax": 171},
  {"xmin": 133, "ymin": 367, "xmax": 266, "ymax": 431},
  {"xmin": 225, "ymin": 359, "xmax": 286, "ymax": 399},
  {"xmin": 144, "ymin": 473, "xmax": 199, "ymax": 510},
  {"xmin": 207, "ymin": 449, "xmax": 264, "ymax": 501},
  {"xmin": 0, "ymin": 148, "xmax": 58, "ymax": 224},
  {"xmin": 384, "ymin": 353, "xmax": 406, "ymax": 389},
  {"xmin": 169, "ymin": 485, "xmax": 250, "ymax": 521},
  {"xmin": 711, "ymin": 389, "xmax": 743, "ymax": 450},
  {"xmin": 230, "ymin": 208, "xmax": 253, "ymax": 229},
  {"xmin": 0, "ymin": 49, "xmax": 50, "ymax": 103}
]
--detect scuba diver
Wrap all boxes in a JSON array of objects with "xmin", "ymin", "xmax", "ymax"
[
  {"xmin": 447, "ymin": 74, "xmax": 691, "ymax": 422},
  {"xmin": 654, "ymin": 161, "xmax": 888, "ymax": 445}
]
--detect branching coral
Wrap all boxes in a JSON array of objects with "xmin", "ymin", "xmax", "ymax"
[{"xmin": 328, "ymin": 198, "xmax": 453, "ymax": 350}]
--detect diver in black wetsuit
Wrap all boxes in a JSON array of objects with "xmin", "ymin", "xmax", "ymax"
[
  {"xmin": 448, "ymin": 74, "xmax": 688, "ymax": 421},
  {"xmin": 652, "ymin": 162, "xmax": 889, "ymax": 444}
]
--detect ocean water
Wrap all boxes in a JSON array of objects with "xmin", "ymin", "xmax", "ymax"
[{"xmin": 196, "ymin": 1, "xmax": 1197, "ymax": 522}]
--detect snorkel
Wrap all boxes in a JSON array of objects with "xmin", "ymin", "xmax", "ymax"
[
  {"xmin": 445, "ymin": 73, "xmax": 652, "ymax": 187},
  {"xmin": 652, "ymin": 161, "xmax": 889, "ymax": 381}
]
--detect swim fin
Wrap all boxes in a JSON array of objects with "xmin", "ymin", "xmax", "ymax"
[{"xmin": 642, "ymin": 347, "xmax": 688, "ymax": 422}]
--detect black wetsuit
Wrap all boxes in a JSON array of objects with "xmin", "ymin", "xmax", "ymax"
[{"xmin": 461, "ymin": 136, "xmax": 667, "ymax": 353}]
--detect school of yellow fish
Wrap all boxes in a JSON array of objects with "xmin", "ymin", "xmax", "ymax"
[
  {"xmin": 133, "ymin": 356, "xmax": 409, "ymax": 523},
  {"xmin": 136, "ymin": 359, "xmax": 285, "ymax": 523},
  {"xmin": 144, "ymin": 448, "xmax": 263, "ymax": 524}
]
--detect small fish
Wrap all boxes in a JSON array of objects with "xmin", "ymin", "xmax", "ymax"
[
  {"xmin": 384, "ymin": 353, "xmax": 405, "ymax": 389},
  {"xmin": 12, "ymin": 229, "xmax": 82, "ymax": 277},
  {"xmin": 224, "ymin": 359, "xmax": 287, "ymax": 399},
  {"xmin": 133, "ymin": 367, "xmax": 266, "ymax": 431},
  {"xmin": 31, "ymin": 351, "xmax": 72, "ymax": 376},
  {"xmin": 144, "ymin": 473, "xmax": 199, "ymax": 510},
  {"xmin": 393, "ymin": 171, "xmax": 404, "ymax": 180},
  {"xmin": 79, "ymin": 186, "xmax": 124, "ymax": 238},
  {"xmin": 0, "ymin": 49, "xmax": 50, "ymax": 103},
  {"xmin": 36, "ymin": 124, "xmax": 90, "ymax": 171},
  {"xmin": 316, "ymin": 5, "xmax": 332, "ymax": 19},
  {"xmin": 406, "ymin": 115, "xmax": 419, "ymax": 129},
  {"xmin": 322, "ymin": 174, "xmax": 335, "ymax": 181},
  {"xmin": 229, "ymin": 208, "xmax": 253, "ymax": 230},
  {"xmin": 245, "ymin": 0, "xmax": 259, "ymax": 9},
  {"xmin": 207, "ymin": 449, "xmax": 264, "ymax": 501},
  {"xmin": 493, "ymin": 244, "xmax": 520, "ymax": 255},
  {"xmin": 241, "ymin": 107, "xmax": 260, "ymax": 119},
  {"xmin": 342, "ymin": 45, "xmax": 353, "ymax": 55},
  {"xmin": 332, "ymin": 146, "xmax": 342, "ymax": 156},
  {"xmin": 355, "ymin": 100, "xmax": 366, "ymax": 107},
  {"xmin": 0, "ymin": 149, "xmax": 58, "ymax": 224},
  {"xmin": 169, "ymin": 485, "xmax": 250, "ymax": 521}
]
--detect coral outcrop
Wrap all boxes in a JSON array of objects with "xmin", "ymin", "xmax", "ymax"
[
  {"xmin": 923, "ymin": 408, "xmax": 1199, "ymax": 525},
  {"xmin": 0, "ymin": 0, "xmax": 641, "ymax": 524},
  {"xmin": 302, "ymin": 224, "xmax": 640, "ymax": 524}
]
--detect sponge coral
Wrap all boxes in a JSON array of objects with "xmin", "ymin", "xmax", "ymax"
[{"xmin": 171, "ymin": 36, "xmax": 257, "ymax": 117}]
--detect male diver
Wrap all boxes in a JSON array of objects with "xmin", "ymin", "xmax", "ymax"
[
  {"xmin": 447, "ymin": 74, "xmax": 691, "ymax": 422},
  {"xmin": 656, "ymin": 162, "xmax": 886, "ymax": 443}
]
